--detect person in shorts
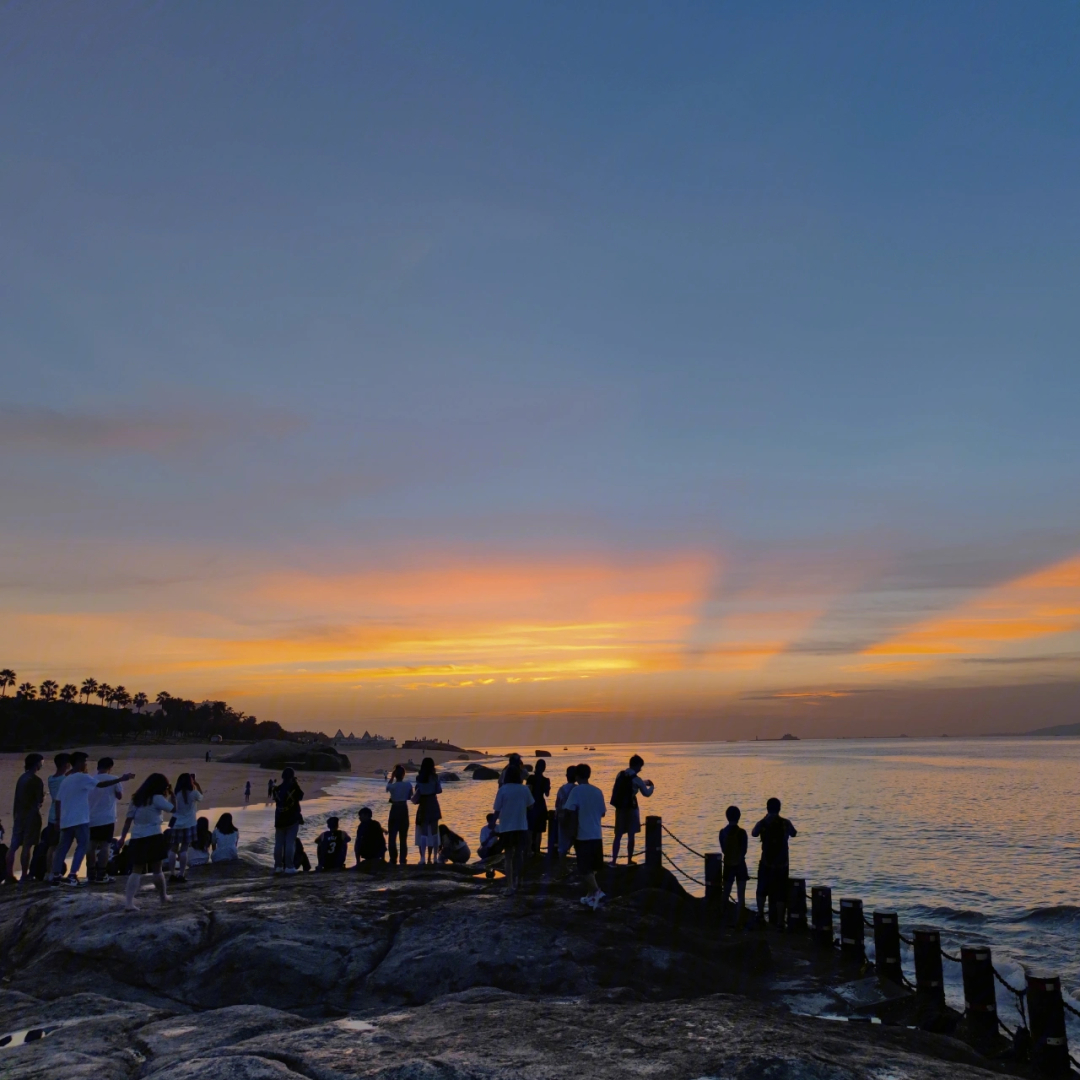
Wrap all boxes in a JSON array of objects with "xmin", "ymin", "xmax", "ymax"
[
  {"xmin": 87, "ymin": 756, "xmax": 125, "ymax": 884},
  {"xmin": 118, "ymin": 773, "xmax": 174, "ymax": 910},
  {"xmin": 751, "ymin": 797, "xmax": 797, "ymax": 928},
  {"xmin": 719, "ymin": 804, "xmax": 749, "ymax": 927},
  {"xmin": 609, "ymin": 754, "xmax": 654, "ymax": 865},
  {"xmin": 492, "ymin": 763, "xmax": 533, "ymax": 895},
  {"xmin": 564, "ymin": 763, "xmax": 607, "ymax": 908},
  {"xmin": 6, "ymin": 754, "xmax": 44, "ymax": 883},
  {"xmin": 53, "ymin": 752, "xmax": 133, "ymax": 886}
]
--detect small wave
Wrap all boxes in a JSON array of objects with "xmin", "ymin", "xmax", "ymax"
[
  {"xmin": 915, "ymin": 905, "xmax": 989, "ymax": 924},
  {"xmin": 1019, "ymin": 904, "xmax": 1080, "ymax": 923}
]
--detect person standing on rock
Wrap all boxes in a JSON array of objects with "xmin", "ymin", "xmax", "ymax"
[
  {"xmin": 411, "ymin": 758, "xmax": 442, "ymax": 866},
  {"xmin": 385, "ymin": 765, "xmax": 413, "ymax": 866},
  {"xmin": 563, "ymin": 763, "xmax": 607, "ymax": 909},
  {"xmin": 525, "ymin": 758, "xmax": 550, "ymax": 858},
  {"xmin": 719, "ymin": 805, "xmax": 749, "ymax": 927},
  {"xmin": 167, "ymin": 772, "xmax": 204, "ymax": 884},
  {"xmin": 118, "ymin": 773, "xmax": 174, "ymax": 910},
  {"xmin": 751, "ymin": 797, "xmax": 797, "ymax": 928},
  {"xmin": 554, "ymin": 764, "xmax": 579, "ymax": 875},
  {"xmin": 42, "ymin": 752, "xmax": 71, "ymax": 884},
  {"xmin": 87, "ymin": 756, "xmax": 125, "ymax": 884},
  {"xmin": 52, "ymin": 752, "xmax": 134, "ymax": 887},
  {"xmin": 6, "ymin": 753, "xmax": 44, "ymax": 884},
  {"xmin": 609, "ymin": 754, "xmax": 653, "ymax": 866},
  {"xmin": 273, "ymin": 768, "xmax": 305, "ymax": 876},
  {"xmin": 492, "ymin": 762, "xmax": 533, "ymax": 895}
]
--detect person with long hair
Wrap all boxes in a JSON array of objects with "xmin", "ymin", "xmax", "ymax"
[
  {"xmin": 411, "ymin": 758, "xmax": 442, "ymax": 865},
  {"xmin": 436, "ymin": 824, "xmax": 471, "ymax": 865},
  {"xmin": 385, "ymin": 764, "xmax": 413, "ymax": 866},
  {"xmin": 273, "ymin": 768, "xmax": 305, "ymax": 875},
  {"xmin": 211, "ymin": 813, "xmax": 239, "ymax": 862},
  {"xmin": 117, "ymin": 773, "xmax": 174, "ymax": 911},
  {"xmin": 525, "ymin": 758, "xmax": 550, "ymax": 857},
  {"xmin": 186, "ymin": 817, "xmax": 213, "ymax": 868},
  {"xmin": 167, "ymin": 771, "xmax": 204, "ymax": 883}
]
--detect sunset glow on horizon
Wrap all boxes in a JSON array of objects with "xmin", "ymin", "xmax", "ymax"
[{"xmin": 3, "ymin": 4, "xmax": 1079, "ymax": 741}]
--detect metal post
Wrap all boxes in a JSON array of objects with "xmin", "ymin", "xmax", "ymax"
[
  {"xmin": 811, "ymin": 885, "xmax": 833, "ymax": 946},
  {"xmin": 704, "ymin": 853, "xmax": 723, "ymax": 903},
  {"xmin": 786, "ymin": 877, "xmax": 807, "ymax": 931},
  {"xmin": 839, "ymin": 898, "xmax": 864, "ymax": 960},
  {"xmin": 644, "ymin": 815, "xmax": 662, "ymax": 871},
  {"xmin": 873, "ymin": 912, "xmax": 902, "ymax": 984},
  {"xmin": 960, "ymin": 946, "xmax": 998, "ymax": 1046},
  {"xmin": 546, "ymin": 809, "xmax": 558, "ymax": 858},
  {"xmin": 1027, "ymin": 973, "xmax": 1070, "ymax": 1077},
  {"xmin": 913, "ymin": 929, "xmax": 945, "ymax": 1001}
]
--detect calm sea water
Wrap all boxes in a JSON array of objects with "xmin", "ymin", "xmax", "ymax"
[{"xmin": 219, "ymin": 737, "xmax": 1080, "ymax": 1031}]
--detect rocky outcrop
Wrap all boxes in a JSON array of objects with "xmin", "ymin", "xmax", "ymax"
[
  {"xmin": 221, "ymin": 741, "xmax": 350, "ymax": 772},
  {"xmin": 0, "ymin": 864, "xmax": 1019, "ymax": 1079}
]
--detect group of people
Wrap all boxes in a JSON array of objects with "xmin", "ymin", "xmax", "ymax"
[{"xmin": 3, "ymin": 752, "xmax": 241, "ymax": 908}]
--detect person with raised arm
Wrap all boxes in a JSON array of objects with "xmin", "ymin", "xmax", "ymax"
[
  {"xmin": 117, "ymin": 773, "xmax": 173, "ymax": 910},
  {"xmin": 751, "ymin": 797, "xmax": 797, "ymax": 928}
]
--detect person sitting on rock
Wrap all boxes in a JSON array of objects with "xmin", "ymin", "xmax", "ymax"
[
  {"xmin": 186, "ymin": 817, "xmax": 213, "ymax": 868},
  {"xmin": 354, "ymin": 807, "xmax": 387, "ymax": 865},
  {"xmin": 436, "ymin": 824, "xmax": 471, "ymax": 865},
  {"xmin": 316, "ymin": 816, "xmax": 349, "ymax": 871},
  {"xmin": 211, "ymin": 813, "xmax": 240, "ymax": 862}
]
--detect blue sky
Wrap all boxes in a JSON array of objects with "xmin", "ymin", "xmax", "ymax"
[{"xmin": 2, "ymin": 2, "xmax": 1079, "ymax": 738}]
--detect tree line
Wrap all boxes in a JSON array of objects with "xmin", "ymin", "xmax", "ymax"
[{"xmin": 0, "ymin": 667, "xmax": 293, "ymax": 749}]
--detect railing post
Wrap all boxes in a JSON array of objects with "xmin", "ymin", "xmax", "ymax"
[
  {"xmin": 811, "ymin": 885, "xmax": 833, "ymax": 946},
  {"xmin": 546, "ymin": 809, "xmax": 558, "ymax": 858},
  {"xmin": 913, "ymin": 929, "xmax": 945, "ymax": 1002},
  {"xmin": 873, "ymin": 912, "xmax": 902, "ymax": 984},
  {"xmin": 960, "ymin": 946, "xmax": 998, "ymax": 1046},
  {"xmin": 786, "ymin": 877, "xmax": 807, "ymax": 931},
  {"xmin": 1026, "ymin": 973, "xmax": 1070, "ymax": 1076},
  {"xmin": 644, "ymin": 815, "xmax": 662, "ymax": 871},
  {"xmin": 704, "ymin": 852, "xmax": 723, "ymax": 903},
  {"xmin": 839, "ymin": 898, "xmax": 864, "ymax": 960}
]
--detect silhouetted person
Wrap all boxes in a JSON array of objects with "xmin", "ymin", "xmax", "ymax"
[
  {"xmin": 526, "ymin": 758, "xmax": 550, "ymax": 857},
  {"xmin": 751, "ymin": 797, "xmax": 797, "ymax": 927},
  {"xmin": 609, "ymin": 754, "xmax": 654, "ymax": 865},
  {"xmin": 564, "ymin": 763, "xmax": 607, "ymax": 908},
  {"xmin": 437, "ymin": 824, "xmax": 471, "ymax": 865},
  {"xmin": 719, "ymin": 805, "xmax": 749, "ymax": 927},
  {"xmin": 385, "ymin": 764, "xmax": 413, "ymax": 865},
  {"xmin": 6, "ymin": 754, "xmax": 44, "ymax": 883},
  {"xmin": 355, "ymin": 806, "xmax": 387, "ymax": 864},
  {"xmin": 273, "ymin": 768, "xmax": 304, "ymax": 876},
  {"xmin": 493, "ymin": 762, "xmax": 533, "ymax": 895},
  {"xmin": 316, "ymin": 816, "xmax": 348, "ymax": 870}
]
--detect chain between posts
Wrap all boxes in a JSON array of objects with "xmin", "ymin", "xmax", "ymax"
[
  {"xmin": 661, "ymin": 823, "xmax": 707, "ymax": 859},
  {"xmin": 661, "ymin": 849, "xmax": 707, "ymax": 887}
]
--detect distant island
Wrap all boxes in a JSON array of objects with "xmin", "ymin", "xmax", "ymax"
[
  {"xmin": 1024, "ymin": 721, "xmax": 1080, "ymax": 737},
  {"xmin": 754, "ymin": 733, "xmax": 800, "ymax": 742}
]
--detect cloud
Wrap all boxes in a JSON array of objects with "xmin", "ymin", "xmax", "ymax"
[{"xmin": 0, "ymin": 403, "xmax": 301, "ymax": 457}]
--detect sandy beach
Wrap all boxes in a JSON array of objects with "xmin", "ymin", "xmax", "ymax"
[{"xmin": 0, "ymin": 743, "xmax": 471, "ymax": 843}]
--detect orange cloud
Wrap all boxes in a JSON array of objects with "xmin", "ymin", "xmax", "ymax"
[{"xmin": 862, "ymin": 553, "xmax": 1080, "ymax": 662}]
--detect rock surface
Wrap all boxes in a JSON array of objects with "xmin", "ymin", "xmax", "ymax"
[{"xmin": 0, "ymin": 864, "xmax": 1021, "ymax": 1078}]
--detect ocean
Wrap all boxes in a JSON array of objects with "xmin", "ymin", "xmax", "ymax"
[{"xmin": 217, "ymin": 736, "xmax": 1080, "ymax": 1034}]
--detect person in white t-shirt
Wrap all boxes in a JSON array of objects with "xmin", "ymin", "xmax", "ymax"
[
  {"xmin": 167, "ymin": 771, "xmax": 204, "ymax": 883},
  {"xmin": 211, "ymin": 812, "xmax": 240, "ymax": 862},
  {"xmin": 52, "ymin": 752, "xmax": 134, "ymax": 886},
  {"xmin": 117, "ymin": 773, "xmax": 174, "ymax": 910},
  {"xmin": 43, "ymin": 752, "xmax": 72, "ymax": 884},
  {"xmin": 563, "ymin": 762, "xmax": 607, "ymax": 909},
  {"xmin": 87, "ymin": 756, "xmax": 125, "ymax": 884},
  {"xmin": 492, "ymin": 763, "xmax": 533, "ymax": 895}
]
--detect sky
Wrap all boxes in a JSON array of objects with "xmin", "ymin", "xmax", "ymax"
[{"xmin": 2, "ymin": 1, "xmax": 1079, "ymax": 743}]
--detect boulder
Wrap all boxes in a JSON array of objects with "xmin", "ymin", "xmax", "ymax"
[
  {"xmin": 468, "ymin": 765, "xmax": 500, "ymax": 780},
  {"xmin": 534, "ymin": 750, "xmax": 551, "ymax": 757}
]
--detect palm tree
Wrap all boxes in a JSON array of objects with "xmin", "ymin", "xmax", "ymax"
[
  {"xmin": 59, "ymin": 683, "xmax": 78, "ymax": 703},
  {"xmin": 0, "ymin": 669, "xmax": 15, "ymax": 696},
  {"xmin": 80, "ymin": 677, "xmax": 98, "ymax": 704},
  {"xmin": 156, "ymin": 690, "xmax": 171, "ymax": 708},
  {"xmin": 133, "ymin": 691, "xmax": 148, "ymax": 713},
  {"xmin": 39, "ymin": 679, "xmax": 59, "ymax": 702},
  {"xmin": 97, "ymin": 682, "xmax": 113, "ymax": 707},
  {"xmin": 17, "ymin": 682, "xmax": 37, "ymax": 700},
  {"xmin": 112, "ymin": 685, "xmax": 129, "ymax": 709}
]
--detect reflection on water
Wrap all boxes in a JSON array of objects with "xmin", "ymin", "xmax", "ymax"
[{"xmin": 206, "ymin": 738, "xmax": 1078, "ymax": 1033}]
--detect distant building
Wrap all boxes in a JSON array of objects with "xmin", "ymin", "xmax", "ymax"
[{"xmin": 332, "ymin": 729, "xmax": 397, "ymax": 749}]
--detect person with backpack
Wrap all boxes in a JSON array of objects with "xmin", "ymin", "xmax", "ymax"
[
  {"xmin": 751, "ymin": 797, "xmax": 797, "ymax": 928},
  {"xmin": 273, "ymin": 768, "xmax": 305, "ymax": 876},
  {"xmin": 609, "ymin": 754, "xmax": 654, "ymax": 866},
  {"xmin": 315, "ymin": 816, "xmax": 348, "ymax": 870},
  {"xmin": 719, "ymin": 805, "xmax": 749, "ymax": 927}
]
